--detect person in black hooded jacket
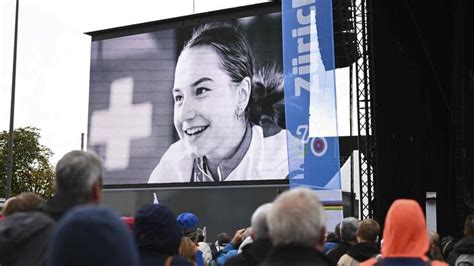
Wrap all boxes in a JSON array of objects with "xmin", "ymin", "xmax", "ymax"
[
  {"xmin": 338, "ymin": 219, "xmax": 380, "ymax": 266},
  {"xmin": 448, "ymin": 215, "xmax": 474, "ymax": 266}
]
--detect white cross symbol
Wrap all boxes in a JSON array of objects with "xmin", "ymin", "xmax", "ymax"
[{"xmin": 89, "ymin": 77, "xmax": 152, "ymax": 170}]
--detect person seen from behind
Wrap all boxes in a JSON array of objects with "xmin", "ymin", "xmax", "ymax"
[
  {"xmin": 211, "ymin": 232, "xmax": 231, "ymax": 261},
  {"xmin": 215, "ymin": 228, "xmax": 246, "ymax": 265},
  {"xmin": 261, "ymin": 187, "xmax": 333, "ymax": 266},
  {"xmin": 225, "ymin": 203, "xmax": 274, "ymax": 266},
  {"xmin": 360, "ymin": 199, "xmax": 447, "ymax": 266},
  {"xmin": 327, "ymin": 217, "xmax": 359, "ymax": 264},
  {"xmin": 177, "ymin": 212, "xmax": 205, "ymax": 266},
  {"xmin": 447, "ymin": 214, "xmax": 474, "ymax": 266},
  {"xmin": 197, "ymin": 228, "xmax": 213, "ymax": 266},
  {"xmin": 325, "ymin": 223, "xmax": 342, "ymax": 253},
  {"xmin": 338, "ymin": 218, "xmax": 380, "ymax": 266},
  {"xmin": 180, "ymin": 237, "xmax": 198, "ymax": 265},
  {"xmin": 441, "ymin": 236, "xmax": 455, "ymax": 260},
  {"xmin": 48, "ymin": 206, "xmax": 139, "ymax": 266},
  {"xmin": 134, "ymin": 204, "xmax": 192, "ymax": 266},
  {"xmin": 1, "ymin": 192, "xmax": 44, "ymax": 217},
  {"xmin": 428, "ymin": 232, "xmax": 444, "ymax": 261}
]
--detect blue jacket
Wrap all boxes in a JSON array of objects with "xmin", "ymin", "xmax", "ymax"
[{"xmin": 216, "ymin": 243, "xmax": 238, "ymax": 266}]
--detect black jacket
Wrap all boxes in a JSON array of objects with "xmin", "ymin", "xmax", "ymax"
[
  {"xmin": 0, "ymin": 195, "xmax": 81, "ymax": 266},
  {"xmin": 0, "ymin": 212, "xmax": 55, "ymax": 266},
  {"xmin": 448, "ymin": 237, "xmax": 474, "ymax": 266},
  {"xmin": 260, "ymin": 244, "xmax": 334, "ymax": 266},
  {"xmin": 346, "ymin": 242, "xmax": 380, "ymax": 262},
  {"xmin": 327, "ymin": 241, "xmax": 353, "ymax": 264},
  {"xmin": 224, "ymin": 238, "xmax": 272, "ymax": 266}
]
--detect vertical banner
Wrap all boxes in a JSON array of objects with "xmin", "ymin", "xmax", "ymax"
[{"xmin": 282, "ymin": 0, "xmax": 342, "ymax": 226}]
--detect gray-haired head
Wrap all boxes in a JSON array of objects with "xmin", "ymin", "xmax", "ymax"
[
  {"xmin": 251, "ymin": 203, "xmax": 272, "ymax": 240},
  {"xmin": 267, "ymin": 187, "xmax": 325, "ymax": 247},
  {"xmin": 55, "ymin": 150, "xmax": 103, "ymax": 203},
  {"xmin": 341, "ymin": 217, "xmax": 359, "ymax": 242}
]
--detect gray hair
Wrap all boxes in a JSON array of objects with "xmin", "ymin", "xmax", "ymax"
[
  {"xmin": 251, "ymin": 203, "xmax": 272, "ymax": 240},
  {"xmin": 341, "ymin": 217, "xmax": 359, "ymax": 242},
  {"xmin": 267, "ymin": 187, "xmax": 325, "ymax": 247},
  {"xmin": 55, "ymin": 150, "xmax": 103, "ymax": 202}
]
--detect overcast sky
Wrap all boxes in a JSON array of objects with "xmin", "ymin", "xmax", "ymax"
[{"xmin": 0, "ymin": 0, "xmax": 351, "ymax": 164}]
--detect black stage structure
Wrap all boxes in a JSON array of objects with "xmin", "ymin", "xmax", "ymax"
[{"xmin": 370, "ymin": 0, "xmax": 474, "ymax": 237}]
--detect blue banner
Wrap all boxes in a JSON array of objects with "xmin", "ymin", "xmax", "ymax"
[{"xmin": 282, "ymin": 0, "xmax": 341, "ymax": 190}]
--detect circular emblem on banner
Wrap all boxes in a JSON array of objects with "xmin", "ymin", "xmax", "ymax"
[{"xmin": 311, "ymin": 137, "xmax": 328, "ymax": 157}]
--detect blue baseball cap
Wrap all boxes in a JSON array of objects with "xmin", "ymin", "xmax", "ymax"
[{"xmin": 176, "ymin": 212, "xmax": 199, "ymax": 232}]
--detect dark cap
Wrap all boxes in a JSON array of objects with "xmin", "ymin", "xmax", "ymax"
[
  {"xmin": 49, "ymin": 206, "xmax": 139, "ymax": 266},
  {"xmin": 134, "ymin": 204, "xmax": 181, "ymax": 255}
]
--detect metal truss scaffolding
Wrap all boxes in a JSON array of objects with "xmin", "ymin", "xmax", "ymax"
[{"xmin": 352, "ymin": 0, "xmax": 376, "ymax": 219}]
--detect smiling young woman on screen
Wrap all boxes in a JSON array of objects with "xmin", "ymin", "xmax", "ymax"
[{"xmin": 148, "ymin": 23, "xmax": 288, "ymax": 183}]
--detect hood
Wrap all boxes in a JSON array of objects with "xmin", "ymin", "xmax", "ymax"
[
  {"xmin": 347, "ymin": 242, "xmax": 380, "ymax": 262},
  {"xmin": 453, "ymin": 237, "xmax": 474, "ymax": 254},
  {"xmin": 0, "ymin": 212, "xmax": 54, "ymax": 262},
  {"xmin": 382, "ymin": 199, "xmax": 429, "ymax": 258}
]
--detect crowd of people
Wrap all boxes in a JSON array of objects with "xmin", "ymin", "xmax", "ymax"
[{"xmin": 0, "ymin": 150, "xmax": 473, "ymax": 266}]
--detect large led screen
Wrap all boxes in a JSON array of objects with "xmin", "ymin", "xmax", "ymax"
[{"xmin": 87, "ymin": 5, "xmax": 287, "ymax": 184}]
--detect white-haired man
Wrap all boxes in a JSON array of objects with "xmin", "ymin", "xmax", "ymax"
[
  {"xmin": 225, "ymin": 203, "xmax": 274, "ymax": 266},
  {"xmin": 261, "ymin": 187, "xmax": 332, "ymax": 266},
  {"xmin": 0, "ymin": 150, "xmax": 103, "ymax": 266}
]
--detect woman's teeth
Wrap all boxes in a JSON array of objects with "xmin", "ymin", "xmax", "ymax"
[{"xmin": 185, "ymin": 126, "xmax": 207, "ymax": 136}]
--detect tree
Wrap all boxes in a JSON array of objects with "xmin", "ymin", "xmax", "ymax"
[{"xmin": 0, "ymin": 127, "xmax": 55, "ymax": 198}]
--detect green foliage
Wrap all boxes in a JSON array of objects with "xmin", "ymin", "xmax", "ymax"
[{"xmin": 0, "ymin": 127, "xmax": 55, "ymax": 198}]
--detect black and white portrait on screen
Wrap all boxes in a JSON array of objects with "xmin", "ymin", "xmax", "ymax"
[
  {"xmin": 148, "ymin": 23, "xmax": 288, "ymax": 183},
  {"xmin": 87, "ymin": 13, "xmax": 287, "ymax": 184}
]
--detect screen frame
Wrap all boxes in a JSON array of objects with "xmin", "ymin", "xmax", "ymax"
[
  {"xmin": 86, "ymin": 2, "xmax": 281, "ymax": 41},
  {"xmin": 86, "ymin": 2, "xmax": 291, "ymax": 189}
]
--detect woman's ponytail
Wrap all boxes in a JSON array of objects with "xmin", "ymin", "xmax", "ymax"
[{"xmin": 247, "ymin": 66, "xmax": 285, "ymax": 136}]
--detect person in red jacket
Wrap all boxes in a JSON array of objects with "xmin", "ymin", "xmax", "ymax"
[{"xmin": 360, "ymin": 199, "xmax": 447, "ymax": 266}]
